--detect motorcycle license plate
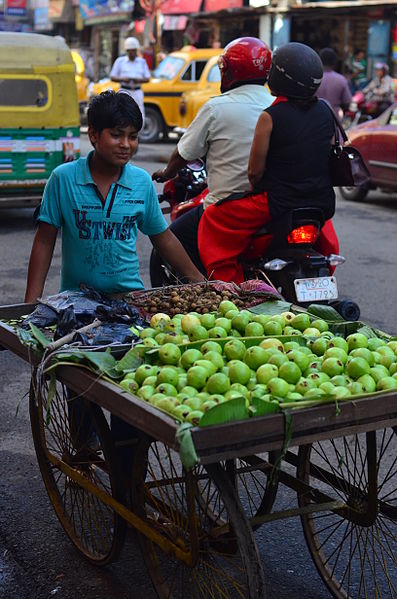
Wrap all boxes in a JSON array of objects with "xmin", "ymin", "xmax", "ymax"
[{"xmin": 294, "ymin": 276, "xmax": 338, "ymax": 302}]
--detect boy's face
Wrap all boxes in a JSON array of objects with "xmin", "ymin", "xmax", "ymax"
[{"xmin": 89, "ymin": 125, "xmax": 139, "ymax": 167}]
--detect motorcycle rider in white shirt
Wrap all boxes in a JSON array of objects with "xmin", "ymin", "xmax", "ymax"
[{"xmin": 152, "ymin": 37, "xmax": 273, "ymax": 271}]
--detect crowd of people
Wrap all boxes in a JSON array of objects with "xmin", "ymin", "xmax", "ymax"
[
  {"xmin": 316, "ymin": 45, "xmax": 395, "ymax": 120},
  {"xmin": 101, "ymin": 34, "xmax": 395, "ymax": 131}
]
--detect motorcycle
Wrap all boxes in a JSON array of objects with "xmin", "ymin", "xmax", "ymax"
[
  {"xmin": 343, "ymin": 90, "xmax": 390, "ymax": 128},
  {"xmin": 151, "ymin": 160, "xmax": 360, "ymax": 321}
]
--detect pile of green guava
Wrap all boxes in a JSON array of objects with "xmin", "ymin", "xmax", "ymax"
[{"xmin": 118, "ymin": 301, "xmax": 397, "ymax": 426}]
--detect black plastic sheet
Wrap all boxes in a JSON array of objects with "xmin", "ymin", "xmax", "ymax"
[
  {"xmin": 23, "ymin": 287, "xmax": 146, "ymax": 344},
  {"xmin": 73, "ymin": 323, "xmax": 137, "ymax": 346}
]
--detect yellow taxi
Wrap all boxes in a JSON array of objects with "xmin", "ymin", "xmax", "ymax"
[
  {"xmin": 89, "ymin": 47, "xmax": 222, "ymax": 142},
  {"xmin": 176, "ymin": 68, "xmax": 273, "ymax": 136},
  {"xmin": 175, "ymin": 54, "xmax": 221, "ymax": 135},
  {"xmin": 71, "ymin": 49, "xmax": 89, "ymax": 123}
]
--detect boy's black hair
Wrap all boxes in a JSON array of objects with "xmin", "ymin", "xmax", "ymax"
[{"xmin": 87, "ymin": 90, "xmax": 143, "ymax": 133}]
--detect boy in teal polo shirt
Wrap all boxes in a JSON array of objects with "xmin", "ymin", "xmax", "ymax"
[
  {"xmin": 25, "ymin": 90, "xmax": 203, "ymax": 303},
  {"xmin": 25, "ymin": 91, "xmax": 203, "ymax": 477}
]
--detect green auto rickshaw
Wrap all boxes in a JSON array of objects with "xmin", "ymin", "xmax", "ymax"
[{"xmin": 0, "ymin": 32, "xmax": 80, "ymax": 208}]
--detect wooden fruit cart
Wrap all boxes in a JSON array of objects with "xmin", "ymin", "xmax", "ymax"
[{"xmin": 1, "ymin": 302, "xmax": 396, "ymax": 599}]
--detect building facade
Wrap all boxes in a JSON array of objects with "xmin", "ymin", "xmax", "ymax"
[{"xmin": 0, "ymin": 0, "xmax": 396, "ymax": 80}]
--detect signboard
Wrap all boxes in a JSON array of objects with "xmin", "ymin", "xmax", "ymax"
[
  {"xmin": 79, "ymin": 0, "xmax": 134, "ymax": 24},
  {"xmin": 160, "ymin": 0, "xmax": 201, "ymax": 14},
  {"xmin": 0, "ymin": 11, "xmax": 30, "ymax": 29},
  {"xmin": 34, "ymin": 0, "xmax": 51, "ymax": 30},
  {"xmin": 205, "ymin": 0, "xmax": 243, "ymax": 11},
  {"xmin": 5, "ymin": 0, "xmax": 27, "ymax": 17},
  {"xmin": 34, "ymin": 7, "xmax": 52, "ymax": 29}
]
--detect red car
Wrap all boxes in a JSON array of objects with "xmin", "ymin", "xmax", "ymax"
[{"xmin": 340, "ymin": 102, "xmax": 397, "ymax": 201}]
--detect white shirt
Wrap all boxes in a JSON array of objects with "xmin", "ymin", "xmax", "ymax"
[
  {"xmin": 110, "ymin": 55, "xmax": 151, "ymax": 85},
  {"xmin": 177, "ymin": 84, "xmax": 274, "ymax": 207}
]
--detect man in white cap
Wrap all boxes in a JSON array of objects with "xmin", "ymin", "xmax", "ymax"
[{"xmin": 110, "ymin": 37, "xmax": 151, "ymax": 121}]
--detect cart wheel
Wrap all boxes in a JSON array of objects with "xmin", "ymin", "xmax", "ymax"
[
  {"xmin": 194, "ymin": 453, "xmax": 280, "ymax": 529},
  {"xmin": 131, "ymin": 437, "xmax": 266, "ymax": 598},
  {"xmin": 379, "ymin": 427, "xmax": 397, "ymax": 520},
  {"xmin": 297, "ymin": 428, "xmax": 397, "ymax": 598},
  {"xmin": 29, "ymin": 378, "xmax": 126, "ymax": 565}
]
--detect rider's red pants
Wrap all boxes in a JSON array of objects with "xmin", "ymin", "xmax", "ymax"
[{"xmin": 197, "ymin": 192, "xmax": 339, "ymax": 284}]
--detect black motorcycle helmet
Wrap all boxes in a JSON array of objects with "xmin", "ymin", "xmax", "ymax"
[{"xmin": 268, "ymin": 42, "xmax": 323, "ymax": 99}]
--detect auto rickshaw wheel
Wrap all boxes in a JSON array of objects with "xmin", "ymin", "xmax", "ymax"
[
  {"xmin": 131, "ymin": 437, "xmax": 266, "ymax": 598},
  {"xmin": 29, "ymin": 377, "xmax": 126, "ymax": 565},
  {"xmin": 297, "ymin": 429, "xmax": 397, "ymax": 598}
]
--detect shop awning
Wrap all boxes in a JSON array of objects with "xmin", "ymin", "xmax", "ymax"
[
  {"xmin": 163, "ymin": 15, "xmax": 188, "ymax": 31},
  {"xmin": 204, "ymin": 0, "xmax": 243, "ymax": 10},
  {"xmin": 160, "ymin": 0, "xmax": 202, "ymax": 15},
  {"xmin": 267, "ymin": 0, "xmax": 397, "ymax": 12}
]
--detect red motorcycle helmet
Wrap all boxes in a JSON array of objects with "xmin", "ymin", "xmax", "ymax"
[{"xmin": 218, "ymin": 37, "xmax": 272, "ymax": 93}]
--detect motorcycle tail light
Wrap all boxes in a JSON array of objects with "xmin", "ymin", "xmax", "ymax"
[{"xmin": 288, "ymin": 225, "xmax": 319, "ymax": 244}]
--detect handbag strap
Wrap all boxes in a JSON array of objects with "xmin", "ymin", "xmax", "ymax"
[{"xmin": 319, "ymin": 98, "xmax": 349, "ymax": 147}]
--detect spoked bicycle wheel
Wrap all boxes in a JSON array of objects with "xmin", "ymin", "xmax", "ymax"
[
  {"xmin": 194, "ymin": 453, "xmax": 279, "ymax": 530},
  {"xmin": 297, "ymin": 428, "xmax": 397, "ymax": 598},
  {"xmin": 131, "ymin": 437, "xmax": 266, "ymax": 598},
  {"xmin": 378, "ymin": 427, "xmax": 397, "ymax": 521},
  {"xmin": 29, "ymin": 377, "xmax": 126, "ymax": 565}
]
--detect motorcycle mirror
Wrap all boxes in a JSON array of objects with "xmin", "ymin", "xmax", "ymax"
[{"xmin": 187, "ymin": 159, "xmax": 205, "ymax": 172}]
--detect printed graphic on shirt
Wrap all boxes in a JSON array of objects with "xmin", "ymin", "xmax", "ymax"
[
  {"xmin": 69, "ymin": 209, "xmax": 139, "ymax": 279},
  {"xmin": 72, "ymin": 209, "xmax": 137, "ymax": 241},
  {"xmin": 84, "ymin": 236, "xmax": 122, "ymax": 274}
]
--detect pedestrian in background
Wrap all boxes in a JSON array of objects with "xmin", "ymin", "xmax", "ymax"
[
  {"xmin": 351, "ymin": 48, "xmax": 367, "ymax": 91},
  {"xmin": 362, "ymin": 62, "xmax": 395, "ymax": 116},
  {"xmin": 316, "ymin": 47, "xmax": 352, "ymax": 117},
  {"xmin": 110, "ymin": 37, "xmax": 151, "ymax": 123}
]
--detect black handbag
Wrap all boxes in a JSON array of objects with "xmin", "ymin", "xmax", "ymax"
[{"xmin": 322, "ymin": 100, "xmax": 371, "ymax": 187}]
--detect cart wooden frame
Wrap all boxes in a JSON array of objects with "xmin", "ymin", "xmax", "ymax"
[{"xmin": 1, "ymin": 303, "xmax": 396, "ymax": 599}]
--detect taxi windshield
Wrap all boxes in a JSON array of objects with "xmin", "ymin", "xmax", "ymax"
[
  {"xmin": 154, "ymin": 56, "xmax": 185, "ymax": 80},
  {"xmin": 207, "ymin": 64, "xmax": 221, "ymax": 82}
]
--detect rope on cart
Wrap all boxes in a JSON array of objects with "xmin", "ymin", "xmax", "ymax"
[{"xmin": 176, "ymin": 423, "xmax": 200, "ymax": 471}]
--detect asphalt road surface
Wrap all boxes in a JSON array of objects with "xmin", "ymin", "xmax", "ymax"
[{"xmin": 0, "ymin": 136, "xmax": 396, "ymax": 599}]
